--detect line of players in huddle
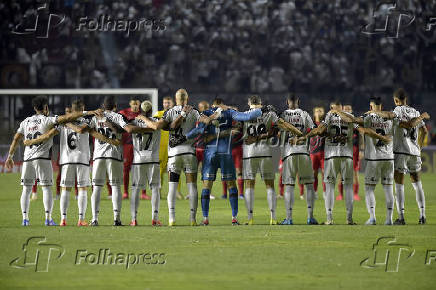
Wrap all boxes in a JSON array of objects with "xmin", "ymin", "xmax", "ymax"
[{"xmin": 5, "ymin": 88, "xmax": 431, "ymax": 226}]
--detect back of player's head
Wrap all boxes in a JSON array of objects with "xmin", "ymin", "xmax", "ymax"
[
  {"xmin": 103, "ymin": 96, "xmax": 117, "ymax": 111},
  {"xmin": 369, "ymin": 96, "xmax": 382, "ymax": 105},
  {"xmin": 393, "ymin": 88, "xmax": 408, "ymax": 101},
  {"xmin": 330, "ymin": 100, "xmax": 342, "ymax": 107},
  {"xmin": 248, "ymin": 95, "xmax": 262, "ymax": 105},
  {"xmin": 32, "ymin": 96, "xmax": 49, "ymax": 111},
  {"xmin": 71, "ymin": 99, "xmax": 85, "ymax": 112},
  {"xmin": 212, "ymin": 98, "xmax": 224, "ymax": 106},
  {"xmin": 287, "ymin": 93, "xmax": 300, "ymax": 108},
  {"xmin": 175, "ymin": 89, "xmax": 188, "ymax": 100}
]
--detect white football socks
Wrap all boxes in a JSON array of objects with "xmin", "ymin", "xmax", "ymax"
[
  {"xmin": 383, "ymin": 184, "xmax": 394, "ymax": 224},
  {"xmin": 266, "ymin": 187, "xmax": 277, "ymax": 220},
  {"xmin": 77, "ymin": 188, "xmax": 87, "ymax": 220},
  {"xmin": 20, "ymin": 186, "xmax": 32, "ymax": 220},
  {"xmin": 168, "ymin": 182, "xmax": 177, "ymax": 223},
  {"xmin": 284, "ymin": 185, "xmax": 295, "ymax": 220},
  {"xmin": 306, "ymin": 185, "xmax": 315, "ymax": 219},
  {"xmin": 244, "ymin": 187, "xmax": 254, "ymax": 220},
  {"xmin": 42, "ymin": 186, "xmax": 53, "ymax": 220},
  {"xmin": 412, "ymin": 181, "xmax": 426, "ymax": 218},
  {"xmin": 325, "ymin": 183, "xmax": 335, "ymax": 221},
  {"xmin": 60, "ymin": 189, "xmax": 70, "ymax": 220},
  {"xmin": 151, "ymin": 186, "xmax": 160, "ymax": 221},
  {"xmin": 187, "ymin": 183, "xmax": 198, "ymax": 222},
  {"xmin": 395, "ymin": 183, "xmax": 405, "ymax": 219},
  {"xmin": 130, "ymin": 187, "xmax": 140, "ymax": 220},
  {"xmin": 91, "ymin": 186, "xmax": 102, "ymax": 221},
  {"xmin": 111, "ymin": 186, "xmax": 122, "ymax": 221},
  {"xmin": 365, "ymin": 185, "xmax": 376, "ymax": 220}
]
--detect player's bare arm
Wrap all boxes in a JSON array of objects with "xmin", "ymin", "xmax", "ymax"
[
  {"xmin": 365, "ymin": 110, "xmax": 396, "ymax": 119},
  {"xmin": 23, "ymin": 127, "xmax": 59, "ymax": 146},
  {"xmin": 65, "ymin": 122, "xmax": 89, "ymax": 134},
  {"xmin": 5, "ymin": 133, "xmax": 23, "ymax": 170},
  {"xmin": 399, "ymin": 112, "xmax": 430, "ymax": 129},
  {"xmin": 418, "ymin": 125, "xmax": 428, "ymax": 148},
  {"xmin": 276, "ymin": 118, "xmax": 303, "ymax": 136},
  {"xmin": 89, "ymin": 129, "xmax": 121, "ymax": 146},
  {"xmin": 57, "ymin": 109, "xmax": 103, "ymax": 124},
  {"xmin": 135, "ymin": 115, "xmax": 168, "ymax": 130},
  {"xmin": 330, "ymin": 110, "xmax": 357, "ymax": 124},
  {"xmin": 357, "ymin": 127, "xmax": 392, "ymax": 144}
]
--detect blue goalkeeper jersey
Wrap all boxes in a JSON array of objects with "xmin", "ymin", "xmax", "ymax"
[{"xmin": 186, "ymin": 108, "xmax": 261, "ymax": 154}]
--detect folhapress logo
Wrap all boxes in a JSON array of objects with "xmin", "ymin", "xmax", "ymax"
[
  {"xmin": 360, "ymin": 237, "xmax": 415, "ymax": 272},
  {"xmin": 9, "ymin": 237, "xmax": 65, "ymax": 272}
]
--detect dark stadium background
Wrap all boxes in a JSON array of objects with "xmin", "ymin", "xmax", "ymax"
[{"xmin": 0, "ymin": 0, "xmax": 435, "ymax": 145}]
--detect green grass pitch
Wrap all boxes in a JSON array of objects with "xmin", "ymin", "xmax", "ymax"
[{"xmin": 0, "ymin": 172, "xmax": 435, "ymax": 289}]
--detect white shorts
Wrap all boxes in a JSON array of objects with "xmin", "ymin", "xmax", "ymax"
[
  {"xmin": 167, "ymin": 153, "xmax": 198, "ymax": 174},
  {"xmin": 324, "ymin": 157, "xmax": 353, "ymax": 185},
  {"xmin": 21, "ymin": 159, "xmax": 53, "ymax": 186},
  {"xmin": 92, "ymin": 158, "xmax": 123, "ymax": 186},
  {"xmin": 394, "ymin": 154, "xmax": 421, "ymax": 174},
  {"xmin": 131, "ymin": 163, "xmax": 160, "ymax": 189},
  {"xmin": 243, "ymin": 157, "xmax": 275, "ymax": 180},
  {"xmin": 365, "ymin": 160, "xmax": 394, "ymax": 185},
  {"xmin": 60, "ymin": 164, "xmax": 91, "ymax": 188},
  {"xmin": 282, "ymin": 154, "xmax": 314, "ymax": 185}
]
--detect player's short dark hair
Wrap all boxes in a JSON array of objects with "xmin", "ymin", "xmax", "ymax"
[
  {"xmin": 129, "ymin": 96, "xmax": 140, "ymax": 102},
  {"xmin": 248, "ymin": 95, "xmax": 261, "ymax": 105},
  {"xmin": 369, "ymin": 96, "xmax": 382, "ymax": 105},
  {"xmin": 71, "ymin": 99, "xmax": 85, "ymax": 110},
  {"xmin": 287, "ymin": 93, "xmax": 300, "ymax": 103},
  {"xmin": 330, "ymin": 100, "xmax": 342, "ymax": 106},
  {"xmin": 32, "ymin": 96, "xmax": 48, "ymax": 111},
  {"xmin": 213, "ymin": 98, "xmax": 224, "ymax": 105},
  {"xmin": 103, "ymin": 96, "xmax": 117, "ymax": 110},
  {"xmin": 394, "ymin": 88, "xmax": 408, "ymax": 100},
  {"xmin": 163, "ymin": 96, "xmax": 173, "ymax": 102}
]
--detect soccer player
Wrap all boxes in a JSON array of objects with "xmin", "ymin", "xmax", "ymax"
[
  {"xmin": 369, "ymin": 89, "xmax": 430, "ymax": 224},
  {"xmin": 129, "ymin": 101, "xmax": 162, "ymax": 226},
  {"xmin": 337, "ymin": 104, "xmax": 361, "ymax": 201},
  {"xmin": 153, "ymin": 96, "xmax": 183, "ymax": 199},
  {"xmin": 303, "ymin": 101, "xmax": 357, "ymax": 225},
  {"xmin": 309, "ymin": 106, "xmax": 326, "ymax": 199},
  {"xmin": 242, "ymin": 95, "xmax": 302, "ymax": 225},
  {"xmin": 138, "ymin": 89, "xmax": 206, "ymax": 226},
  {"xmin": 5, "ymin": 96, "xmax": 100, "ymax": 226},
  {"xmin": 280, "ymin": 94, "xmax": 318, "ymax": 225},
  {"xmin": 186, "ymin": 98, "xmax": 263, "ymax": 225},
  {"xmin": 23, "ymin": 99, "xmax": 117, "ymax": 226},
  {"xmin": 89, "ymin": 96, "xmax": 152, "ymax": 226},
  {"xmin": 119, "ymin": 97, "xmax": 150, "ymax": 200}
]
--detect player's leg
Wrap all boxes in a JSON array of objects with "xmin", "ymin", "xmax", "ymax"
[
  {"xmin": 278, "ymin": 159, "xmax": 284, "ymax": 198},
  {"xmin": 20, "ymin": 161, "xmax": 35, "ymax": 226},
  {"xmin": 129, "ymin": 164, "xmax": 143, "ymax": 226},
  {"xmin": 233, "ymin": 146, "xmax": 244, "ymax": 198},
  {"xmin": 243, "ymin": 158, "xmax": 256, "ymax": 224},
  {"xmin": 108, "ymin": 160, "xmax": 124, "ymax": 225},
  {"xmin": 31, "ymin": 180, "xmax": 38, "ymax": 200},
  {"xmin": 342, "ymin": 158, "xmax": 355, "ymax": 224},
  {"xmin": 221, "ymin": 153, "xmax": 239, "ymax": 224},
  {"xmin": 122, "ymin": 144, "xmax": 134, "ymax": 199},
  {"xmin": 200, "ymin": 151, "xmax": 216, "ymax": 224},
  {"xmin": 167, "ymin": 156, "xmax": 182, "ymax": 225},
  {"xmin": 59, "ymin": 164, "xmax": 75, "ymax": 225},
  {"xmin": 353, "ymin": 147, "xmax": 361, "ymax": 201},
  {"xmin": 393, "ymin": 154, "xmax": 406, "ymax": 224},
  {"xmin": 91, "ymin": 159, "xmax": 106, "ymax": 225},
  {"xmin": 364, "ymin": 161, "xmax": 379, "ymax": 225},
  {"xmin": 299, "ymin": 155, "xmax": 317, "ymax": 224},
  {"xmin": 323, "ymin": 158, "xmax": 338, "ymax": 224},
  {"xmin": 281, "ymin": 156, "xmax": 295, "ymax": 225},
  {"xmin": 149, "ymin": 163, "xmax": 161, "ymax": 225},
  {"xmin": 409, "ymin": 155, "xmax": 425, "ymax": 223},
  {"xmin": 76, "ymin": 165, "xmax": 90, "ymax": 226},
  {"xmin": 261, "ymin": 158, "xmax": 277, "ymax": 225},
  {"xmin": 185, "ymin": 155, "xmax": 199, "ymax": 225},
  {"xmin": 55, "ymin": 164, "xmax": 61, "ymax": 200},
  {"xmin": 381, "ymin": 160, "xmax": 395, "ymax": 225},
  {"xmin": 36, "ymin": 160, "xmax": 56, "ymax": 225},
  {"xmin": 60, "ymin": 186, "xmax": 71, "ymax": 226}
]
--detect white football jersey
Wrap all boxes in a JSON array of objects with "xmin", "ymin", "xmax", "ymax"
[
  {"xmin": 163, "ymin": 105, "xmax": 200, "ymax": 157},
  {"xmin": 243, "ymin": 110, "xmax": 279, "ymax": 158},
  {"xmin": 89, "ymin": 111, "xmax": 127, "ymax": 161},
  {"xmin": 323, "ymin": 112, "xmax": 355, "ymax": 159},
  {"xmin": 131, "ymin": 117, "xmax": 161, "ymax": 163},
  {"xmin": 58, "ymin": 117, "xmax": 91, "ymax": 165},
  {"xmin": 363, "ymin": 113, "xmax": 397, "ymax": 160},
  {"xmin": 17, "ymin": 114, "xmax": 58, "ymax": 161},
  {"xmin": 393, "ymin": 105, "xmax": 424, "ymax": 156},
  {"xmin": 281, "ymin": 108, "xmax": 314, "ymax": 156}
]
